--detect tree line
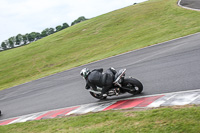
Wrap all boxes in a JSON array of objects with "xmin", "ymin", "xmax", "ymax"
[{"xmin": 0, "ymin": 16, "xmax": 88, "ymax": 51}]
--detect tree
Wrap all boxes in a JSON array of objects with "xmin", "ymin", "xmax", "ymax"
[
  {"xmin": 22, "ymin": 34, "xmax": 29, "ymax": 45},
  {"xmin": 28, "ymin": 32, "xmax": 37, "ymax": 42},
  {"xmin": 71, "ymin": 16, "xmax": 88, "ymax": 26},
  {"xmin": 62, "ymin": 23, "xmax": 69, "ymax": 29},
  {"xmin": 49, "ymin": 28, "xmax": 55, "ymax": 34},
  {"xmin": 35, "ymin": 32, "xmax": 41, "ymax": 40},
  {"xmin": 41, "ymin": 28, "xmax": 54, "ymax": 37},
  {"xmin": 56, "ymin": 25, "xmax": 62, "ymax": 32},
  {"xmin": 41, "ymin": 29, "xmax": 48, "ymax": 38},
  {"xmin": 1, "ymin": 42, "xmax": 7, "ymax": 50},
  {"xmin": 16, "ymin": 34, "xmax": 23, "ymax": 45},
  {"xmin": 28, "ymin": 33, "xmax": 33, "ymax": 42},
  {"xmin": 8, "ymin": 37, "xmax": 15, "ymax": 48}
]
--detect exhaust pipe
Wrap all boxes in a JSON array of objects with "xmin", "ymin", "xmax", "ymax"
[{"xmin": 88, "ymin": 89, "xmax": 101, "ymax": 94}]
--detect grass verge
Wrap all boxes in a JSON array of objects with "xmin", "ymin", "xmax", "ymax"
[
  {"xmin": 0, "ymin": 0, "xmax": 200, "ymax": 90},
  {"xmin": 0, "ymin": 105, "xmax": 200, "ymax": 133}
]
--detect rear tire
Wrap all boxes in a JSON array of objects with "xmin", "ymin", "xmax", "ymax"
[
  {"xmin": 90, "ymin": 92, "xmax": 107, "ymax": 100},
  {"xmin": 122, "ymin": 78, "xmax": 143, "ymax": 95}
]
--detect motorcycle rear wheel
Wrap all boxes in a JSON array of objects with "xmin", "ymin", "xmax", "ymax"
[
  {"xmin": 122, "ymin": 78, "xmax": 143, "ymax": 95},
  {"xmin": 90, "ymin": 92, "xmax": 107, "ymax": 100}
]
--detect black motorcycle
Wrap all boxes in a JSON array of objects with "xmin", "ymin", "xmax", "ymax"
[{"xmin": 88, "ymin": 69, "xmax": 143, "ymax": 99}]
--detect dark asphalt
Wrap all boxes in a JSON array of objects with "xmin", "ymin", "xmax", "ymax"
[
  {"xmin": 180, "ymin": 0, "xmax": 200, "ymax": 10},
  {"xmin": 1, "ymin": 32, "xmax": 200, "ymax": 120}
]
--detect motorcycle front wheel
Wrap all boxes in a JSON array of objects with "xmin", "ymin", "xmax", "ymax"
[
  {"xmin": 90, "ymin": 92, "xmax": 107, "ymax": 100},
  {"xmin": 122, "ymin": 78, "xmax": 143, "ymax": 95}
]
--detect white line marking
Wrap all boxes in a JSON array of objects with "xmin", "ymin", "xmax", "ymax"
[
  {"xmin": 190, "ymin": 95, "xmax": 200, "ymax": 102},
  {"xmin": 147, "ymin": 98, "xmax": 165, "ymax": 107},
  {"xmin": 8, "ymin": 112, "xmax": 46, "ymax": 124},
  {"xmin": 166, "ymin": 94, "xmax": 176, "ymax": 100}
]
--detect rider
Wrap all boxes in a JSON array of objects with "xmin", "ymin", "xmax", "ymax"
[{"xmin": 80, "ymin": 67, "xmax": 117, "ymax": 97}]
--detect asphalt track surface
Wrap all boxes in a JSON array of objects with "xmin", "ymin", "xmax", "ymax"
[
  {"xmin": 1, "ymin": 32, "xmax": 200, "ymax": 120},
  {"xmin": 179, "ymin": 0, "xmax": 200, "ymax": 10}
]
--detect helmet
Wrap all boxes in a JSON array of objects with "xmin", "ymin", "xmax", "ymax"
[{"xmin": 80, "ymin": 68, "xmax": 90, "ymax": 78}]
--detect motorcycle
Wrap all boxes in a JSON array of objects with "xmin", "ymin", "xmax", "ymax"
[{"xmin": 88, "ymin": 69, "xmax": 143, "ymax": 100}]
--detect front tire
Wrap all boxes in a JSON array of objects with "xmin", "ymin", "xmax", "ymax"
[{"xmin": 122, "ymin": 78, "xmax": 143, "ymax": 95}]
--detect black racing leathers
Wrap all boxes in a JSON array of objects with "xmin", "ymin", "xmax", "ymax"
[{"xmin": 85, "ymin": 68, "xmax": 116, "ymax": 94}]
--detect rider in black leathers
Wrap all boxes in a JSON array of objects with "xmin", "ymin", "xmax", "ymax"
[{"xmin": 80, "ymin": 67, "xmax": 116, "ymax": 97}]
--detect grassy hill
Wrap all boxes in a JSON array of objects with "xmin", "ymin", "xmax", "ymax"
[{"xmin": 0, "ymin": 0, "xmax": 200, "ymax": 91}]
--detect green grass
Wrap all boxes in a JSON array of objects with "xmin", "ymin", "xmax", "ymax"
[
  {"xmin": 1, "ymin": 0, "xmax": 200, "ymax": 90},
  {"xmin": 1, "ymin": 105, "xmax": 200, "ymax": 133}
]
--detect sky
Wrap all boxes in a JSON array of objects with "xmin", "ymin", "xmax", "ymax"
[{"xmin": 0, "ymin": 0, "xmax": 147, "ymax": 43}]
